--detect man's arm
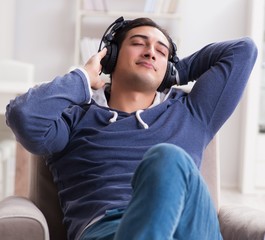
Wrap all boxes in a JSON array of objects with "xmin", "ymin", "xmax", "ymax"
[
  {"xmin": 5, "ymin": 49, "xmax": 107, "ymax": 155},
  {"xmin": 5, "ymin": 70, "xmax": 90, "ymax": 155},
  {"xmin": 176, "ymin": 37, "xmax": 258, "ymax": 135}
]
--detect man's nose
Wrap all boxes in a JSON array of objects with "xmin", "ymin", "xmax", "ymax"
[{"xmin": 143, "ymin": 46, "xmax": 156, "ymax": 60}]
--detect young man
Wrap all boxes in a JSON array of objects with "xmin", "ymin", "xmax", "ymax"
[{"xmin": 6, "ymin": 17, "xmax": 257, "ymax": 240}]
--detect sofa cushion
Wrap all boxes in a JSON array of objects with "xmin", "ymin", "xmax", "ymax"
[
  {"xmin": 0, "ymin": 196, "xmax": 49, "ymax": 240},
  {"xmin": 219, "ymin": 205, "xmax": 265, "ymax": 240}
]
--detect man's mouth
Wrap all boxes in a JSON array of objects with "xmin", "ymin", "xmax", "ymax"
[{"xmin": 136, "ymin": 61, "xmax": 156, "ymax": 71}]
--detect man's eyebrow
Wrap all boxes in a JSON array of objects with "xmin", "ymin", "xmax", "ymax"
[{"xmin": 129, "ymin": 34, "xmax": 169, "ymax": 50}]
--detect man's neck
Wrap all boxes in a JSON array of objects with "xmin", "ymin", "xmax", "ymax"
[{"xmin": 108, "ymin": 88, "xmax": 156, "ymax": 113}]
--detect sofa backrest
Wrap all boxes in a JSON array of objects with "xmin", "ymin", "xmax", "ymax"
[
  {"xmin": 201, "ymin": 136, "xmax": 220, "ymax": 210},
  {"xmin": 29, "ymin": 155, "xmax": 67, "ymax": 240}
]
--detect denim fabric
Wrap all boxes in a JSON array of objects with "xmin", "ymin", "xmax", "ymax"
[
  {"xmin": 80, "ymin": 143, "xmax": 223, "ymax": 240},
  {"xmin": 79, "ymin": 209, "xmax": 124, "ymax": 240}
]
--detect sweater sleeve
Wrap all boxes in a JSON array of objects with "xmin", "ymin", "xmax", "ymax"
[
  {"xmin": 5, "ymin": 69, "xmax": 91, "ymax": 155},
  {"xmin": 176, "ymin": 37, "xmax": 257, "ymax": 136}
]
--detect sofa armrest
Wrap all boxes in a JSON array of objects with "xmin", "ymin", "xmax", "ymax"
[
  {"xmin": 219, "ymin": 205, "xmax": 265, "ymax": 240},
  {"xmin": 0, "ymin": 196, "xmax": 49, "ymax": 240}
]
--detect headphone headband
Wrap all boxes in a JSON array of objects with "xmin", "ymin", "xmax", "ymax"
[{"xmin": 98, "ymin": 16, "xmax": 129, "ymax": 52}]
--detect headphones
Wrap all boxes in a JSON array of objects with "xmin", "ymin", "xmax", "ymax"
[{"xmin": 98, "ymin": 16, "xmax": 179, "ymax": 92}]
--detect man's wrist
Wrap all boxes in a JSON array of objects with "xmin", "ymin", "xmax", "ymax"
[{"xmin": 76, "ymin": 67, "xmax": 93, "ymax": 100}]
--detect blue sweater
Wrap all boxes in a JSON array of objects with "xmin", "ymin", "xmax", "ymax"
[{"xmin": 6, "ymin": 38, "xmax": 257, "ymax": 239}]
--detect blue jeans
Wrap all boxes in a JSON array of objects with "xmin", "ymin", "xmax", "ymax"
[{"xmin": 79, "ymin": 143, "xmax": 223, "ymax": 240}]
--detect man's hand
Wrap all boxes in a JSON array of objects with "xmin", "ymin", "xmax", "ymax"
[{"xmin": 83, "ymin": 48, "xmax": 107, "ymax": 90}]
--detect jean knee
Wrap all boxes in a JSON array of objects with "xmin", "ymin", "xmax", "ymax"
[
  {"xmin": 132, "ymin": 143, "xmax": 196, "ymax": 187},
  {"xmin": 143, "ymin": 143, "xmax": 193, "ymax": 168}
]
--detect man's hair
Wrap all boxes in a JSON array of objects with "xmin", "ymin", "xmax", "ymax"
[{"xmin": 112, "ymin": 17, "xmax": 174, "ymax": 59}]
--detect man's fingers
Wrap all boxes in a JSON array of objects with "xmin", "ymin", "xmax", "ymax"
[
  {"xmin": 98, "ymin": 47, "xmax": 107, "ymax": 60},
  {"xmin": 91, "ymin": 78, "xmax": 105, "ymax": 90}
]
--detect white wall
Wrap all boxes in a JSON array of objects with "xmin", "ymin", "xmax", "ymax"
[
  {"xmin": 180, "ymin": 0, "xmax": 249, "ymax": 189},
  {"xmin": 180, "ymin": 0, "xmax": 248, "ymax": 56},
  {"xmin": 0, "ymin": 0, "xmax": 16, "ymax": 140},
  {"xmin": 181, "ymin": 0, "xmax": 250, "ymax": 189},
  {"xmin": 14, "ymin": 0, "xmax": 76, "ymax": 83},
  {"xmin": 12, "ymin": 0, "xmax": 250, "ymax": 188},
  {"xmin": 0, "ymin": 0, "xmax": 15, "ymax": 59}
]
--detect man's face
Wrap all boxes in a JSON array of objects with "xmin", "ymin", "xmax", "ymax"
[{"xmin": 112, "ymin": 26, "xmax": 170, "ymax": 92}]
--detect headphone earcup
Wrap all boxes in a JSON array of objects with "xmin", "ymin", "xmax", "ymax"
[
  {"xmin": 157, "ymin": 62, "xmax": 177, "ymax": 92},
  {"xmin": 100, "ymin": 44, "xmax": 118, "ymax": 74}
]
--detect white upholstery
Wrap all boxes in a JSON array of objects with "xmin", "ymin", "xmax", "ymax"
[{"xmin": 0, "ymin": 196, "xmax": 49, "ymax": 240}]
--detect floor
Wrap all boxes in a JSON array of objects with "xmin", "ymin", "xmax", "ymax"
[{"xmin": 221, "ymin": 187, "xmax": 265, "ymax": 212}]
